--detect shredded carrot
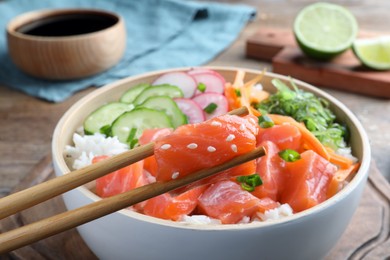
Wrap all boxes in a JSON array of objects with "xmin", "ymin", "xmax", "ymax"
[
  {"xmin": 335, "ymin": 162, "xmax": 360, "ymax": 182},
  {"xmin": 239, "ymin": 69, "xmax": 267, "ymax": 112},
  {"xmin": 268, "ymin": 114, "xmax": 330, "ymax": 160},
  {"xmin": 326, "ymin": 147, "xmax": 353, "ymax": 169},
  {"xmin": 240, "ymin": 83, "xmax": 251, "ymax": 109},
  {"xmin": 224, "ymin": 82, "xmax": 242, "ymax": 110},
  {"xmin": 242, "ymin": 71, "xmax": 265, "ymax": 89},
  {"xmin": 250, "ymin": 88, "xmax": 270, "ymax": 104},
  {"xmin": 327, "ymin": 163, "xmax": 360, "ymax": 198},
  {"xmin": 233, "ymin": 70, "xmax": 245, "ymax": 87},
  {"xmin": 224, "ymin": 71, "xmax": 246, "ymax": 111},
  {"xmin": 249, "ymin": 106, "xmax": 261, "ymax": 117},
  {"xmin": 229, "ymin": 69, "xmax": 269, "ymax": 114}
]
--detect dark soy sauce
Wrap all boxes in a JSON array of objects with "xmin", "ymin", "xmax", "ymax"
[{"xmin": 17, "ymin": 13, "xmax": 118, "ymax": 37}]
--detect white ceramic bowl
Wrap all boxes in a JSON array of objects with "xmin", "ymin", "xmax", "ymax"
[{"xmin": 52, "ymin": 67, "xmax": 371, "ymax": 260}]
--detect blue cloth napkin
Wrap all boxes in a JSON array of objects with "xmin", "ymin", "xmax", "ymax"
[{"xmin": 0, "ymin": 0, "xmax": 255, "ymax": 102}]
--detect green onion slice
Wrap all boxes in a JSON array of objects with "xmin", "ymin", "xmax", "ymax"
[
  {"xmin": 126, "ymin": 127, "xmax": 138, "ymax": 148},
  {"xmin": 278, "ymin": 149, "xmax": 301, "ymax": 162},
  {"xmin": 234, "ymin": 89, "xmax": 241, "ymax": 97},
  {"xmin": 99, "ymin": 124, "xmax": 112, "ymax": 136},
  {"xmin": 197, "ymin": 82, "xmax": 207, "ymax": 92},
  {"xmin": 129, "ymin": 138, "xmax": 139, "ymax": 149},
  {"xmin": 204, "ymin": 102, "xmax": 218, "ymax": 114},
  {"xmin": 236, "ymin": 173, "xmax": 263, "ymax": 192},
  {"xmin": 258, "ymin": 115, "xmax": 274, "ymax": 128}
]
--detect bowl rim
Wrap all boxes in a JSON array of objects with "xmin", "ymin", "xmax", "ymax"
[
  {"xmin": 7, "ymin": 8, "xmax": 123, "ymax": 41},
  {"xmin": 52, "ymin": 66, "xmax": 371, "ymax": 231}
]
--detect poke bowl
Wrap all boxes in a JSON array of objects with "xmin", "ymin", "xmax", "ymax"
[{"xmin": 52, "ymin": 67, "xmax": 370, "ymax": 260}]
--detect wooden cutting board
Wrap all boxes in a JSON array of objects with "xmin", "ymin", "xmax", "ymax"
[
  {"xmin": 0, "ymin": 155, "xmax": 389, "ymax": 259},
  {"xmin": 246, "ymin": 27, "xmax": 390, "ymax": 98}
]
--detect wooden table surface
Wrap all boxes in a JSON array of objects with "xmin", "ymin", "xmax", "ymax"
[
  {"xmin": 0, "ymin": 0, "xmax": 390, "ymax": 258},
  {"xmin": 2, "ymin": 0, "xmax": 389, "ymax": 194}
]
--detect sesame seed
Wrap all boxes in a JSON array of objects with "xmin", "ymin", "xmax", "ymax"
[
  {"xmin": 160, "ymin": 144, "xmax": 171, "ymax": 150},
  {"xmin": 211, "ymin": 121, "xmax": 222, "ymax": 126},
  {"xmin": 231, "ymin": 144, "xmax": 238, "ymax": 153},
  {"xmin": 240, "ymin": 124, "xmax": 246, "ymax": 131},
  {"xmin": 249, "ymin": 118, "xmax": 256, "ymax": 124},
  {"xmin": 187, "ymin": 143, "xmax": 198, "ymax": 149},
  {"xmin": 207, "ymin": 146, "xmax": 216, "ymax": 152},
  {"xmin": 226, "ymin": 134, "xmax": 235, "ymax": 142},
  {"xmin": 172, "ymin": 171, "xmax": 180, "ymax": 179}
]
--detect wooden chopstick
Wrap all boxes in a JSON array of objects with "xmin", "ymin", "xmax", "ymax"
[
  {"xmin": 0, "ymin": 106, "xmax": 249, "ymax": 220},
  {"xmin": 0, "ymin": 142, "xmax": 154, "ymax": 220},
  {"xmin": 0, "ymin": 146, "xmax": 265, "ymax": 253}
]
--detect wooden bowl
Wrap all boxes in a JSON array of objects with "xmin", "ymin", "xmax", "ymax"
[{"xmin": 6, "ymin": 9, "xmax": 126, "ymax": 80}]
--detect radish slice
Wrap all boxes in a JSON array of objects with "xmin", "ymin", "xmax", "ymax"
[
  {"xmin": 174, "ymin": 98, "xmax": 206, "ymax": 124},
  {"xmin": 192, "ymin": 73, "xmax": 226, "ymax": 95},
  {"xmin": 188, "ymin": 68, "xmax": 226, "ymax": 84},
  {"xmin": 192, "ymin": 93, "xmax": 228, "ymax": 120},
  {"xmin": 187, "ymin": 68, "xmax": 216, "ymax": 75},
  {"xmin": 152, "ymin": 72, "xmax": 197, "ymax": 98}
]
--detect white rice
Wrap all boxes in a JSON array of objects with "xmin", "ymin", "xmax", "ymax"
[
  {"xmin": 64, "ymin": 133, "xmax": 128, "ymax": 170},
  {"xmin": 179, "ymin": 204, "xmax": 294, "ymax": 225},
  {"xmin": 336, "ymin": 147, "xmax": 358, "ymax": 163},
  {"xmin": 179, "ymin": 215, "xmax": 222, "ymax": 225},
  {"xmin": 237, "ymin": 216, "xmax": 251, "ymax": 224},
  {"xmin": 256, "ymin": 204, "xmax": 293, "ymax": 222},
  {"xmin": 253, "ymin": 83, "xmax": 264, "ymax": 90}
]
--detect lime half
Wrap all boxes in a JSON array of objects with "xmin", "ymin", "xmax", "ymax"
[
  {"xmin": 352, "ymin": 36, "xmax": 390, "ymax": 70},
  {"xmin": 294, "ymin": 2, "xmax": 358, "ymax": 60}
]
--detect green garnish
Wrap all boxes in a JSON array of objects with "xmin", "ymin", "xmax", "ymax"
[
  {"xmin": 236, "ymin": 173, "xmax": 263, "ymax": 192},
  {"xmin": 279, "ymin": 149, "xmax": 301, "ymax": 162},
  {"xmin": 99, "ymin": 124, "xmax": 112, "ymax": 136},
  {"xmin": 235, "ymin": 89, "xmax": 241, "ymax": 97},
  {"xmin": 257, "ymin": 78, "xmax": 349, "ymax": 150},
  {"xmin": 197, "ymin": 82, "xmax": 207, "ymax": 92},
  {"xmin": 126, "ymin": 128, "xmax": 138, "ymax": 148},
  {"xmin": 258, "ymin": 115, "xmax": 274, "ymax": 128},
  {"xmin": 204, "ymin": 102, "xmax": 218, "ymax": 114},
  {"xmin": 129, "ymin": 139, "xmax": 139, "ymax": 149}
]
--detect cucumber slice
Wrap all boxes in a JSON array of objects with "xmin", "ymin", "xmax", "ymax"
[
  {"xmin": 139, "ymin": 96, "xmax": 188, "ymax": 128},
  {"xmin": 111, "ymin": 108, "xmax": 173, "ymax": 145},
  {"xmin": 120, "ymin": 83, "xmax": 150, "ymax": 104},
  {"xmin": 83, "ymin": 102, "xmax": 134, "ymax": 135},
  {"xmin": 133, "ymin": 84, "xmax": 184, "ymax": 105}
]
